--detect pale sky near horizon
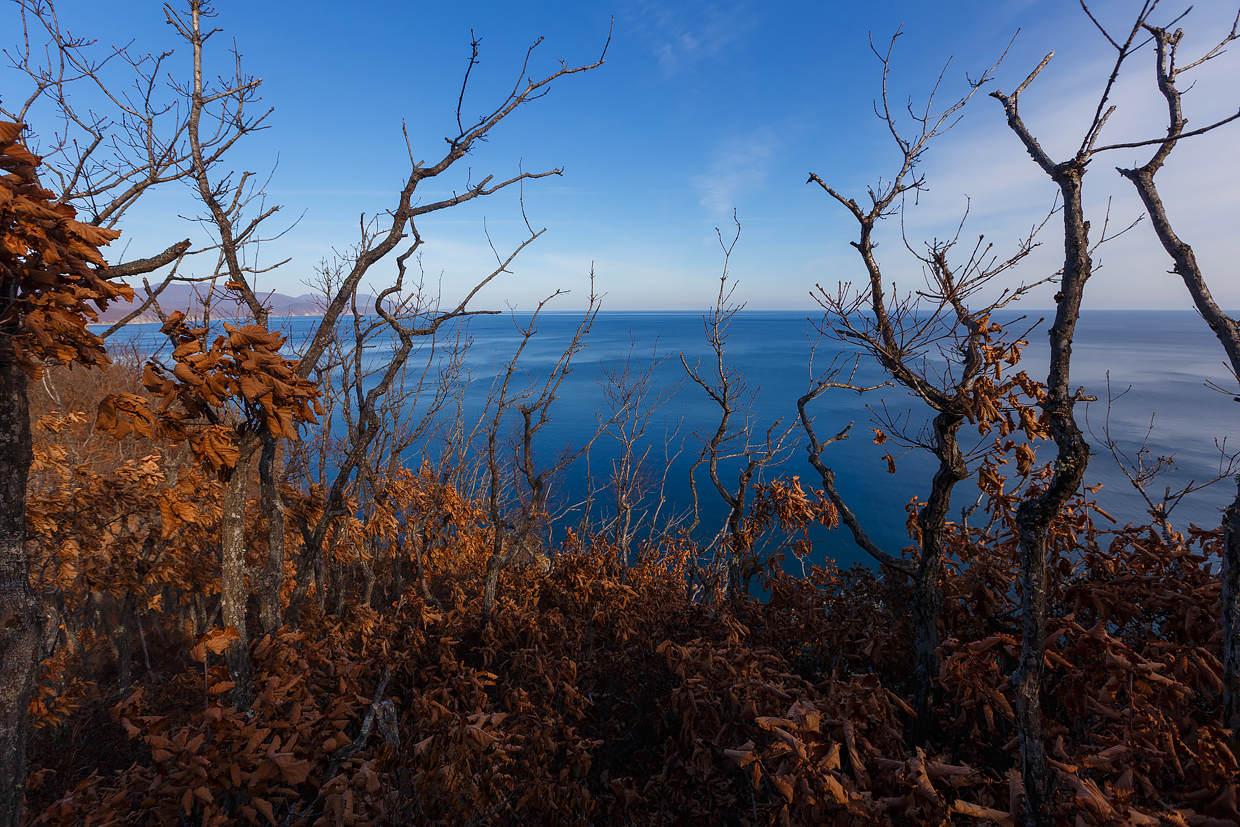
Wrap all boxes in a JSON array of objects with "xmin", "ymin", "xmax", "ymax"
[{"xmin": 4, "ymin": 0, "xmax": 1238, "ymax": 313}]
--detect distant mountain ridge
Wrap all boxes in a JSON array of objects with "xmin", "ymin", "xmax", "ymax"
[{"xmin": 94, "ymin": 284, "xmax": 378, "ymax": 324}]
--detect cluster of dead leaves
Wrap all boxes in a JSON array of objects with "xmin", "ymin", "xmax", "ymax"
[
  {"xmin": 0, "ymin": 121, "xmax": 128, "ymax": 376},
  {"xmin": 27, "ymin": 407, "xmax": 223, "ymax": 615},
  {"xmin": 97, "ymin": 311, "xmax": 322, "ymax": 471},
  {"xmin": 956, "ymin": 316, "xmax": 1050, "ymax": 443}
]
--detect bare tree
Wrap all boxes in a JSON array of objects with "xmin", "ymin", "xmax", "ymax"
[
  {"xmin": 160, "ymin": 0, "xmax": 607, "ymax": 701},
  {"xmin": 988, "ymin": 69, "xmax": 1099, "ymax": 827},
  {"xmin": 982, "ymin": 3, "xmax": 1226, "ymax": 820},
  {"xmin": 1107, "ymin": 6, "xmax": 1240, "ymax": 743},
  {"xmin": 682, "ymin": 218, "xmax": 799, "ymax": 600},
  {"xmin": 594, "ymin": 339, "xmax": 684, "ymax": 560},
  {"xmin": 804, "ymin": 224, "xmax": 1051, "ymax": 733},
  {"xmin": 342, "ymin": 295, "xmax": 471, "ymax": 611},
  {"xmin": 284, "ymin": 231, "xmax": 545, "ymax": 624},
  {"xmin": 802, "ymin": 33, "xmax": 1051, "ymax": 738},
  {"xmin": 480, "ymin": 280, "xmax": 604, "ymax": 623},
  {"xmin": 1088, "ymin": 377, "xmax": 1240, "ymax": 550}
]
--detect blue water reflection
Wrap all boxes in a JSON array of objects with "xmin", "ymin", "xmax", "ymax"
[{"xmin": 95, "ymin": 310, "xmax": 1238, "ymax": 572}]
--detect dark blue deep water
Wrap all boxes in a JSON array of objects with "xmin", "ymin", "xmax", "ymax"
[{"xmin": 100, "ymin": 310, "xmax": 1239, "ymax": 572}]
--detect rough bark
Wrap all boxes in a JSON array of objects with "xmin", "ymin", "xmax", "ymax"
[
  {"xmin": 1014, "ymin": 168, "xmax": 1092, "ymax": 827},
  {"xmin": 105, "ymin": 593, "xmax": 139, "ymax": 691},
  {"xmin": 258, "ymin": 434, "xmax": 286, "ymax": 634},
  {"xmin": 0, "ymin": 343, "xmax": 41, "ymax": 827},
  {"xmin": 1224, "ymin": 482, "xmax": 1240, "ymax": 741},
  {"xmin": 911, "ymin": 412, "xmax": 968, "ymax": 734},
  {"xmin": 328, "ymin": 552, "xmax": 346, "ymax": 618},
  {"xmin": 724, "ymin": 464, "xmax": 754, "ymax": 599},
  {"xmin": 1116, "ymin": 43, "xmax": 1240, "ymax": 736},
  {"xmin": 993, "ymin": 74, "xmax": 1095, "ymax": 825},
  {"xmin": 219, "ymin": 438, "xmax": 258, "ymax": 707},
  {"xmin": 1123, "ymin": 160, "xmax": 1240, "ymax": 738},
  {"xmin": 482, "ymin": 555, "xmax": 504, "ymax": 624},
  {"xmin": 413, "ymin": 530, "xmax": 437, "ymax": 606},
  {"xmin": 285, "ymin": 535, "xmax": 316, "ymax": 625}
]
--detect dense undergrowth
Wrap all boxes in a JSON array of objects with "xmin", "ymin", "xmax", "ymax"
[{"xmin": 18, "ymin": 358, "xmax": 1237, "ymax": 827}]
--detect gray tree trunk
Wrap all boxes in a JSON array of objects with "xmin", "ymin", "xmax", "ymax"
[
  {"xmin": 910, "ymin": 412, "xmax": 967, "ymax": 738},
  {"xmin": 0, "ymin": 342, "xmax": 42, "ymax": 827},
  {"xmin": 258, "ymin": 434, "xmax": 286, "ymax": 634},
  {"xmin": 1119, "ymin": 160, "xmax": 1240, "ymax": 747},
  {"xmin": 1012, "ymin": 170, "xmax": 1092, "ymax": 827},
  {"xmin": 220, "ymin": 440, "xmax": 257, "ymax": 707}
]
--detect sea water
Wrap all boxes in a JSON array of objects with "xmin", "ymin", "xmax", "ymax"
[{"xmin": 98, "ymin": 310, "xmax": 1238, "ymax": 572}]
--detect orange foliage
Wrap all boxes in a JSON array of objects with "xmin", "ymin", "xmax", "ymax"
[
  {"xmin": 22, "ymin": 481, "xmax": 1237, "ymax": 826},
  {"xmin": 20, "ymin": 363, "xmax": 1238, "ymax": 827},
  {"xmin": 0, "ymin": 121, "xmax": 127, "ymax": 377},
  {"xmin": 98, "ymin": 311, "xmax": 322, "ymax": 471}
]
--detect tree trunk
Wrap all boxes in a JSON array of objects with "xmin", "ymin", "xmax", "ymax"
[
  {"xmin": 258, "ymin": 434, "xmax": 285, "ymax": 634},
  {"xmin": 328, "ymin": 552, "xmax": 346, "ymax": 617},
  {"xmin": 482, "ymin": 564, "xmax": 501, "ymax": 624},
  {"xmin": 910, "ymin": 412, "xmax": 967, "ymax": 740},
  {"xmin": 108, "ymin": 593, "xmax": 138, "ymax": 691},
  {"xmin": 726, "ymin": 499, "xmax": 747, "ymax": 599},
  {"xmin": 1118, "ymin": 164, "xmax": 1240, "ymax": 746},
  {"xmin": 482, "ymin": 532, "xmax": 516, "ymax": 625},
  {"xmin": 285, "ymin": 533, "xmax": 316, "ymax": 626},
  {"xmin": 0, "ymin": 343, "xmax": 41, "ymax": 827},
  {"xmin": 1223, "ymin": 481, "xmax": 1240, "ymax": 744},
  {"xmin": 414, "ymin": 531, "xmax": 437, "ymax": 605},
  {"xmin": 1012, "ymin": 167, "xmax": 1092, "ymax": 827},
  {"xmin": 219, "ymin": 440, "xmax": 257, "ymax": 707}
]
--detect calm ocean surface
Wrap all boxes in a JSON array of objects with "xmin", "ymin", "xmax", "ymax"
[{"xmin": 101, "ymin": 310, "xmax": 1238, "ymax": 571}]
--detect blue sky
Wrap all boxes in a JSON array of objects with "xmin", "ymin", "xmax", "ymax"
[{"xmin": 5, "ymin": 0, "xmax": 1238, "ymax": 311}]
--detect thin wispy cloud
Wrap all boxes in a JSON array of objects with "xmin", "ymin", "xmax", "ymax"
[
  {"xmin": 692, "ymin": 129, "xmax": 781, "ymax": 213},
  {"xmin": 623, "ymin": 0, "xmax": 758, "ymax": 73}
]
